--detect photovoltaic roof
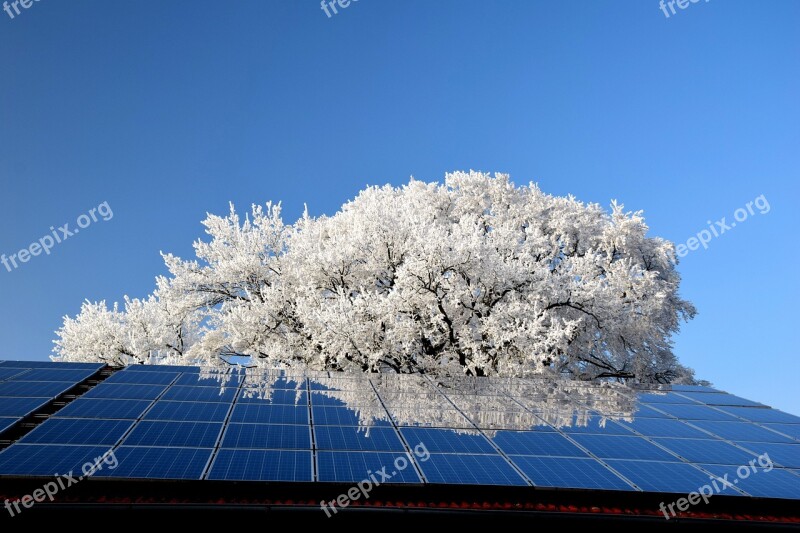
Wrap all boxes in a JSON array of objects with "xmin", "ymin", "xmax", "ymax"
[{"xmin": 0, "ymin": 361, "xmax": 797, "ymax": 502}]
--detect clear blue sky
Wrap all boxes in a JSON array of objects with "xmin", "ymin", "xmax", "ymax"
[{"xmin": 1, "ymin": 1, "xmax": 797, "ymax": 414}]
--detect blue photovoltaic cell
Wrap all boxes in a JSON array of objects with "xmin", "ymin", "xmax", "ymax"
[
  {"xmin": 718, "ymin": 407, "xmax": 800, "ymax": 424},
  {"xmin": 0, "ymin": 361, "xmax": 103, "ymax": 369},
  {"xmin": 208, "ymin": 449, "xmax": 312, "ymax": 481},
  {"xmin": 238, "ymin": 389, "xmax": 308, "ymax": 405},
  {"xmin": 173, "ymin": 372, "xmax": 240, "ymax": 387},
  {"xmin": 570, "ymin": 435, "xmax": 678, "ymax": 461},
  {"xmin": 681, "ymin": 392, "xmax": 764, "ymax": 407},
  {"xmin": 734, "ymin": 443, "xmax": 800, "ymax": 468},
  {"xmin": 699, "ymin": 464, "xmax": 800, "ymax": 500},
  {"xmin": 231, "ymin": 404, "xmax": 309, "ymax": 424},
  {"xmin": 763, "ymin": 424, "xmax": 800, "ymax": 441},
  {"xmin": 510, "ymin": 456, "xmax": 634, "ymax": 490},
  {"xmin": 653, "ymin": 438, "xmax": 757, "ymax": 465},
  {"xmin": 617, "ymin": 418, "xmax": 710, "ymax": 439},
  {"xmin": 492, "ymin": 430, "xmax": 588, "ymax": 457},
  {"xmin": 399, "ymin": 428, "xmax": 495, "ymax": 454},
  {"xmin": 54, "ymin": 399, "xmax": 153, "ymax": 419},
  {"xmin": 97, "ymin": 446, "xmax": 212, "ymax": 479},
  {"xmin": 315, "ymin": 426, "xmax": 405, "ymax": 452},
  {"xmin": 144, "ymin": 401, "xmax": 230, "ymax": 422},
  {"xmin": 104, "ymin": 371, "xmax": 179, "ymax": 385},
  {"xmin": 83, "ymin": 384, "xmax": 167, "ymax": 400},
  {"xmin": 122, "ymin": 421, "xmax": 223, "ymax": 447},
  {"xmin": 0, "ymin": 444, "xmax": 111, "ymax": 476},
  {"xmin": 221, "ymin": 423, "xmax": 311, "ymax": 449},
  {"xmin": 10, "ymin": 368, "xmax": 97, "ymax": 382},
  {"xmin": 20, "ymin": 418, "xmax": 133, "ymax": 446},
  {"xmin": 0, "ymin": 381, "xmax": 75, "ymax": 398},
  {"xmin": 604, "ymin": 460, "xmax": 716, "ymax": 493},
  {"xmin": 0, "ymin": 397, "xmax": 50, "ymax": 417},
  {"xmin": 160, "ymin": 385, "xmax": 238, "ymax": 403},
  {"xmin": 0, "ymin": 368, "xmax": 28, "ymax": 381},
  {"xmin": 649, "ymin": 404, "xmax": 740, "ymax": 421},
  {"xmin": 419, "ymin": 453, "xmax": 527, "ymax": 485},
  {"xmin": 317, "ymin": 451, "xmax": 423, "ymax": 483},
  {"xmin": 638, "ymin": 393, "xmax": 696, "ymax": 404},
  {"xmin": 689, "ymin": 421, "xmax": 796, "ymax": 443},
  {"xmin": 0, "ymin": 418, "xmax": 18, "ymax": 433}
]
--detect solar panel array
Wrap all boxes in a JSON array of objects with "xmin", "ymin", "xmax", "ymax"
[{"xmin": 0, "ymin": 361, "xmax": 798, "ymax": 500}]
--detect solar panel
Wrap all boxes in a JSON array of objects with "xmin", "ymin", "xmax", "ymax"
[
  {"xmin": 669, "ymin": 385, "xmax": 720, "ymax": 393},
  {"xmin": 389, "ymin": 408, "xmax": 475, "ymax": 429},
  {"xmin": 689, "ymin": 421, "xmax": 796, "ymax": 443},
  {"xmin": 0, "ymin": 444, "xmax": 112, "ymax": 477},
  {"xmin": 208, "ymin": 449, "xmax": 312, "ymax": 481},
  {"xmin": 398, "ymin": 428, "xmax": 495, "ymax": 454},
  {"xmin": 681, "ymin": 392, "xmax": 765, "ymax": 407},
  {"xmin": 0, "ymin": 381, "xmax": 75, "ymax": 398},
  {"xmin": 763, "ymin": 424, "xmax": 800, "ymax": 441},
  {"xmin": 0, "ymin": 368, "xmax": 29, "ymax": 381},
  {"xmin": 733, "ymin": 443, "xmax": 800, "ymax": 468},
  {"xmin": 238, "ymin": 389, "xmax": 308, "ymax": 405},
  {"xmin": 104, "ymin": 371, "xmax": 180, "ymax": 385},
  {"xmin": 717, "ymin": 407, "xmax": 800, "ymax": 424},
  {"xmin": 492, "ymin": 430, "xmax": 589, "ymax": 457},
  {"xmin": 232, "ymin": 404, "xmax": 309, "ymax": 424},
  {"xmin": 652, "ymin": 438, "xmax": 759, "ymax": 465},
  {"xmin": 617, "ymin": 418, "xmax": 710, "ymax": 438},
  {"xmin": 417, "ymin": 453, "xmax": 527, "ymax": 485},
  {"xmin": 160, "ymin": 385, "xmax": 238, "ymax": 403},
  {"xmin": 0, "ymin": 361, "xmax": 103, "ymax": 369},
  {"xmin": 83, "ymin": 384, "xmax": 167, "ymax": 400},
  {"xmin": 639, "ymin": 392, "xmax": 697, "ymax": 404},
  {"xmin": 96, "ymin": 446, "xmax": 212, "ymax": 479},
  {"xmin": 0, "ymin": 417, "xmax": 19, "ymax": 433},
  {"xmin": 648, "ymin": 404, "xmax": 740, "ymax": 421},
  {"xmin": 699, "ymin": 463, "xmax": 800, "ymax": 500},
  {"xmin": 570, "ymin": 434, "xmax": 678, "ymax": 461},
  {"xmin": 0, "ymin": 397, "xmax": 50, "ymax": 417},
  {"xmin": 9, "ymin": 368, "xmax": 98, "ymax": 382},
  {"xmin": 19, "ymin": 418, "xmax": 133, "ymax": 446},
  {"xmin": 220, "ymin": 423, "xmax": 311, "ymax": 449},
  {"xmin": 173, "ymin": 372, "xmax": 241, "ymax": 387},
  {"xmin": 560, "ymin": 420, "xmax": 635, "ymax": 436},
  {"xmin": 122, "ymin": 421, "xmax": 223, "ymax": 447},
  {"xmin": 510, "ymin": 456, "xmax": 634, "ymax": 490},
  {"xmin": 144, "ymin": 401, "xmax": 231, "ymax": 422},
  {"xmin": 314, "ymin": 426, "xmax": 406, "ymax": 452},
  {"xmin": 312, "ymin": 406, "xmax": 392, "ymax": 426},
  {"xmin": 54, "ymin": 398, "xmax": 153, "ymax": 419},
  {"xmin": 121, "ymin": 364, "xmax": 203, "ymax": 372},
  {"xmin": 604, "ymin": 460, "xmax": 720, "ymax": 493},
  {"xmin": 317, "ymin": 451, "xmax": 423, "ymax": 483}
]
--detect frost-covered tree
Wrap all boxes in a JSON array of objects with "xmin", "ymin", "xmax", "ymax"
[{"xmin": 54, "ymin": 171, "xmax": 697, "ymax": 383}]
